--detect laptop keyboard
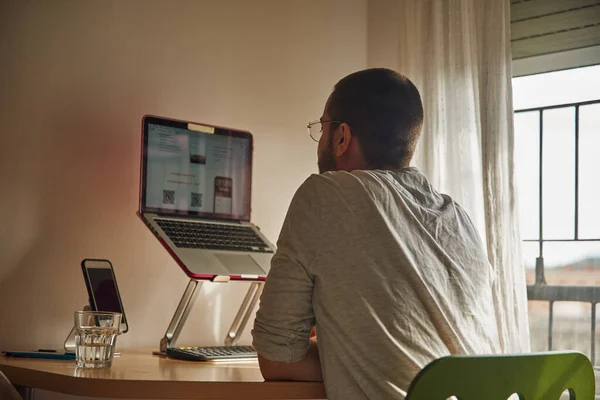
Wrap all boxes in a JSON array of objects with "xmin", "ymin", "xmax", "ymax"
[
  {"xmin": 166, "ymin": 345, "xmax": 257, "ymax": 361},
  {"xmin": 155, "ymin": 219, "xmax": 273, "ymax": 253}
]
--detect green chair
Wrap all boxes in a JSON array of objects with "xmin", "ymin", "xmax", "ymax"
[{"xmin": 406, "ymin": 351, "xmax": 595, "ymax": 399}]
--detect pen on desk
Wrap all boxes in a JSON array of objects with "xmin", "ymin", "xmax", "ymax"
[{"xmin": 37, "ymin": 349, "xmax": 57, "ymax": 353}]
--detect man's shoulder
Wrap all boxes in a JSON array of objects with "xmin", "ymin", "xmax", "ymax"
[
  {"xmin": 306, "ymin": 170, "xmax": 375, "ymax": 187},
  {"xmin": 298, "ymin": 170, "xmax": 412, "ymax": 197},
  {"xmin": 294, "ymin": 171, "xmax": 365, "ymax": 198}
]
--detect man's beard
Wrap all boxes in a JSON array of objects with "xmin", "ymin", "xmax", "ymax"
[{"xmin": 317, "ymin": 134, "xmax": 336, "ymax": 174}]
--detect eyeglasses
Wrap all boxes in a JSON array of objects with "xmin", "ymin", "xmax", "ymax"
[{"xmin": 307, "ymin": 119, "xmax": 343, "ymax": 142}]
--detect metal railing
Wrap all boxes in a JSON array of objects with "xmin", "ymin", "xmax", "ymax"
[{"xmin": 516, "ymin": 99, "xmax": 600, "ymax": 364}]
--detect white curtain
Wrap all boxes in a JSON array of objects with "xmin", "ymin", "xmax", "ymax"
[{"xmin": 373, "ymin": 0, "xmax": 530, "ymax": 352}]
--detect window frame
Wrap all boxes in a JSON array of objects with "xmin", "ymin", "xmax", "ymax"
[{"xmin": 516, "ymin": 98, "xmax": 600, "ymax": 363}]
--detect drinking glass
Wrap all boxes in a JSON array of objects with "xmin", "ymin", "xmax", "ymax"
[{"xmin": 74, "ymin": 311, "xmax": 121, "ymax": 368}]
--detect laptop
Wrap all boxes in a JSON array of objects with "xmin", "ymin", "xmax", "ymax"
[{"xmin": 138, "ymin": 115, "xmax": 275, "ymax": 281}]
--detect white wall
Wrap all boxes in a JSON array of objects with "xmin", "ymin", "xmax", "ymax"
[
  {"xmin": 367, "ymin": 0, "xmax": 400, "ymax": 69},
  {"xmin": 0, "ymin": 0, "xmax": 367, "ymax": 353}
]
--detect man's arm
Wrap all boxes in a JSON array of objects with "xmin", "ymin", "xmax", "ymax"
[
  {"xmin": 258, "ymin": 338, "xmax": 322, "ymax": 382},
  {"xmin": 251, "ymin": 176, "xmax": 324, "ymax": 382}
]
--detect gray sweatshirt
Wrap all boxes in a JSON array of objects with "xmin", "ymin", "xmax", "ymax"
[{"xmin": 252, "ymin": 169, "xmax": 501, "ymax": 399}]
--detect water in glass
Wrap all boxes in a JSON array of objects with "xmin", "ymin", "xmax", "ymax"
[
  {"xmin": 75, "ymin": 326, "xmax": 118, "ymax": 368},
  {"xmin": 74, "ymin": 311, "xmax": 121, "ymax": 368}
]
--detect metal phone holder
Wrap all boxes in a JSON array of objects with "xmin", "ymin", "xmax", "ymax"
[
  {"xmin": 156, "ymin": 277, "xmax": 264, "ymax": 355},
  {"xmin": 63, "ymin": 305, "xmax": 91, "ymax": 353},
  {"xmin": 64, "ymin": 326, "xmax": 77, "ymax": 354}
]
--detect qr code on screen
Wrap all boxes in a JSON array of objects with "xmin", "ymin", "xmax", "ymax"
[
  {"xmin": 191, "ymin": 192, "xmax": 202, "ymax": 208},
  {"xmin": 162, "ymin": 189, "xmax": 175, "ymax": 205}
]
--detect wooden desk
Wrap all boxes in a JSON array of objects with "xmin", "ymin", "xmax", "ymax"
[{"xmin": 0, "ymin": 349, "xmax": 326, "ymax": 399}]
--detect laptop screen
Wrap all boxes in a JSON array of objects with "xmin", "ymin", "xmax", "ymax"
[{"xmin": 141, "ymin": 116, "xmax": 252, "ymax": 221}]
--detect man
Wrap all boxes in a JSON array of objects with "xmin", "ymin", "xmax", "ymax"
[{"xmin": 251, "ymin": 68, "xmax": 500, "ymax": 399}]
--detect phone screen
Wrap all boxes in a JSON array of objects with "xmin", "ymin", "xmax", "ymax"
[
  {"xmin": 214, "ymin": 177, "xmax": 233, "ymax": 214},
  {"xmin": 84, "ymin": 263, "xmax": 128, "ymax": 331}
]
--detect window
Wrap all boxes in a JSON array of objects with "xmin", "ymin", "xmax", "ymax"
[{"xmin": 513, "ymin": 64, "xmax": 600, "ymax": 363}]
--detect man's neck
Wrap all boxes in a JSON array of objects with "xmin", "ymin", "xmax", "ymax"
[{"xmin": 364, "ymin": 163, "xmax": 410, "ymax": 171}]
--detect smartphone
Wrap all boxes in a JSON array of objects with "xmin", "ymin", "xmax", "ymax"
[
  {"xmin": 81, "ymin": 259, "xmax": 128, "ymax": 333},
  {"xmin": 214, "ymin": 176, "xmax": 233, "ymax": 214}
]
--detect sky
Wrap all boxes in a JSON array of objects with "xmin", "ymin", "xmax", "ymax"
[{"xmin": 512, "ymin": 65, "xmax": 600, "ymax": 268}]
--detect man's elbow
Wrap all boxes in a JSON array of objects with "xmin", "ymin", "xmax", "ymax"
[
  {"xmin": 257, "ymin": 345, "xmax": 323, "ymax": 382},
  {"xmin": 258, "ymin": 355, "xmax": 291, "ymax": 381}
]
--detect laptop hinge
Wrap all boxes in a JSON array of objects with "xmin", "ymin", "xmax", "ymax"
[
  {"xmin": 153, "ymin": 214, "xmax": 244, "ymax": 224},
  {"xmin": 212, "ymin": 275, "xmax": 231, "ymax": 283}
]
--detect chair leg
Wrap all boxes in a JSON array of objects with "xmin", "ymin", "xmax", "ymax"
[{"xmin": 15, "ymin": 385, "xmax": 34, "ymax": 400}]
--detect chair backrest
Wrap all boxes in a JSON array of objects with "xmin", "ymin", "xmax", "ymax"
[
  {"xmin": 0, "ymin": 370, "xmax": 22, "ymax": 400},
  {"xmin": 405, "ymin": 351, "xmax": 595, "ymax": 400}
]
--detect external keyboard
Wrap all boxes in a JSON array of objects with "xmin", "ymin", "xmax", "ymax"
[
  {"xmin": 166, "ymin": 345, "xmax": 257, "ymax": 361},
  {"xmin": 155, "ymin": 220, "xmax": 273, "ymax": 253}
]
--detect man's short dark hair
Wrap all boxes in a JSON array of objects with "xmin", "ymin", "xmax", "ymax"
[{"xmin": 327, "ymin": 68, "xmax": 424, "ymax": 168}]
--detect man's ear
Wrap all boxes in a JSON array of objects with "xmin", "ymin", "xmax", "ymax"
[{"xmin": 334, "ymin": 122, "xmax": 352, "ymax": 157}]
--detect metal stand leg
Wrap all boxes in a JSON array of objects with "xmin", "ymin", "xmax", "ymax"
[
  {"xmin": 225, "ymin": 282, "xmax": 263, "ymax": 346},
  {"xmin": 548, "ymin": 301, "xmax": 554, "ymax": 351},
  {"xmin": 156, "ymin": 279, "xmax": 263, "ymax": 354},
  {"xmin": 591, "ymin": 303, "xmax": 596, "ymax": 365},
  {"xmin": 159, "ymin": 279, "xmax": 203, "ymax": 353}
]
